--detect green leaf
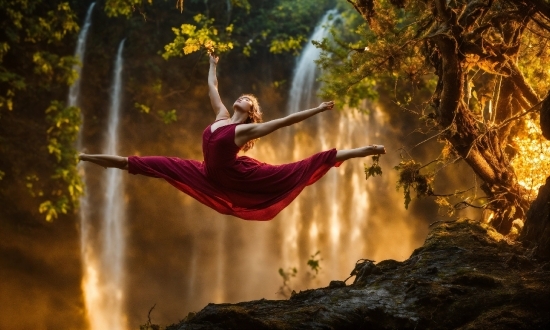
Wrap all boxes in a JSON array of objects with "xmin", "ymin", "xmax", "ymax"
[
  {"xmin": 364, "ymin": 155, "xmax": 383, "ymax": 180},
  {"xmin": 158, "ymin": 109, "xmax": 177, "ymax": 124}
]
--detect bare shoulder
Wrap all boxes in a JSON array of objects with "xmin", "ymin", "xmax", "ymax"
[
  {"xmin": 236, "ymin": 120, "xmax": 282, "ymax": 141},
  {"xmin": 235, "ymin": 122, "xmax": 256, "ymax": 133}
]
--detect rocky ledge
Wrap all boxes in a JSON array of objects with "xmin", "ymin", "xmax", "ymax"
[{"xmin": 163, "ymin": 219, "xmax": 550, "ymax": 329}]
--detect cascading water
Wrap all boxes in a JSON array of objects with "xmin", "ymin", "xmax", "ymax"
[
  {"xmin": 69, "ymin": 3, "xmax": 95, "ymax": 111},
  {"xmin": 66, "ymin": 3, "xmax": 103, "ymax": 329},
  {"xmin": 282, "ymin": 10, "xmax": 339, "ymax": 280},
  {"xmin": 72, "ymin": 1, "xmax": 95, "ymax": 256},
  {"xmin": 287, "ymin": 9, "xmax": 338, "ymax": 115},
  {"xmin": 95, "ymin": 39, "xmax": 127, "ymax": 330},
  {"xmin": 76, "ymin": 34, "xmax": 127, "ymax": 328},
  {"xmin": 265, "ymin": 9, "xmax": 417, "ymax": 288}
]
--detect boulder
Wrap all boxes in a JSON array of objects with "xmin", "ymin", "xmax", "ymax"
[{"xmin": 165, "ymin": 219, "xmax": 550, "ymax": 330}]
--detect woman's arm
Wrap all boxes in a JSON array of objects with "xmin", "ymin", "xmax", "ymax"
[
  {"xmin": 208, "ymin": 54, "xmax": 230, "ymax": 120},
  {"xmin": 235, "ymin": 101, "xmax": 334, "ymax": 146}
]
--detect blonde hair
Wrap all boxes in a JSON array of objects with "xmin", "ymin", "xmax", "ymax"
[{"xmin": 241, "ymin": 94, "xmax": 263, "ymax": 152}]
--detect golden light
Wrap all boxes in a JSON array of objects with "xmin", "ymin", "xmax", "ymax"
[{"xmin": 510, "ymin": 118, "xmax": 550, "ymax": 199}]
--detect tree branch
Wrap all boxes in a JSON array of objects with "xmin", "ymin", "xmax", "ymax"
[
  {"xmin": 521, "ymin": 0, "xmax": 550, "ymax": 22},
  {"xmin": 434, "ymin": 0, "xmax": 453, "ymax": 23},
  {"xmin": 432, "ymin": 34, "xmax": 463, "ymax": 126},
  {"xmin": 458, "ymin": 0, "xmax": 493, "ymax": 31},
  {"xmin": 431, "ymin": 186, "xmax": 475, "ymax": 198},
  {"xmin": 508, "ymin": 61, "xmax": 541, "ymax": 106},
  {"xmin": 494, "ymin": 98, "xmax": 544, "ymax": 130}
]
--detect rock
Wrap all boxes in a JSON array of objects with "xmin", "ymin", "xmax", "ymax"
[
  {"xmin": 521, "ymin": 177, "xmax": 550, "ymax": 260},
  {"xmin": 166, "ymin": 219, "xmax": 550, "ymax": 330},
  {"xmin": 350, "ymin": 259, "xmax": 382, "ymax": 286},
  {"xmin": 328, "ymin": 280, "xmax": 346, "ymax": 288}
]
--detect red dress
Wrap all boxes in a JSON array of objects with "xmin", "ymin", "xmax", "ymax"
[{"xmin": 128, "ymin": 123, "xmax": 341, "ymax": 220}]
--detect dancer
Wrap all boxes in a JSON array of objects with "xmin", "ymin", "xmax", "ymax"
[{"xmin": 79, "ymin": 54, "xmax": 385, "ymax": 220}]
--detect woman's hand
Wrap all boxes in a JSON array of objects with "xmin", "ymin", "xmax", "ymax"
[
  {"xmin": 209, "ymin": 54, "xmax": 219, "ymax": 65},
  {"xmin": 318, "ymin": 101, "xmax": 335, "ymax": 111}
]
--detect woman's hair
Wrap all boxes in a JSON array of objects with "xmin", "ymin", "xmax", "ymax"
[{"xmin": 241, "ymin": 94, "xmax": 263, "ymax": 152}]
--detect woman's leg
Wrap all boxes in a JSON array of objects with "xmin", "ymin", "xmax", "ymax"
[
  {"xmin": 335, "ymin": 145, "xmax": 386, "ymax": 162},
  {"xmin": 79, "ymin": 153, "xmax": 128, "ymax": 170}
]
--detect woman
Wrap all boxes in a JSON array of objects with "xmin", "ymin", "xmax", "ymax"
[{"xmin": 79, "ymin": 54, "xmax": 385, "ymax": 220}]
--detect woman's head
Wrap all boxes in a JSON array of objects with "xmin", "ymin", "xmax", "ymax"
[
  {"xmin": 234, "ymin": 94, "xmax": 262, "ymax": 152},
  {"xmin": 234, "ymin": 94, "xmax": 262, "ymax": 123}
]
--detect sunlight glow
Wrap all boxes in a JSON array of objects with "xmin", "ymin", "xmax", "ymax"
[
  {"xmin": 510, "ymin": 118, "xmax": 550, "ymax": 199},
  {"xmin": 309, "ymin": 222, "xmax": 319, "ymax": 238}
]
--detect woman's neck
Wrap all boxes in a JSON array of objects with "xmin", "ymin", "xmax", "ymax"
[{"xmin": 231, "ymin": 112, "xmax": 248, "ymax": 124}]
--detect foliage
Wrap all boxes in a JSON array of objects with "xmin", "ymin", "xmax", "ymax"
[
  {"xmin": 163, "ymin": 14, "xmax": 234, "ymax": 58},
  {"xmin": 0, "ymin": 0, "xmax": 81, "ymax": 221},
  {"xmin": 104, "ymin": 0, "xmax": 154, "ymax": 17},
  {"xmin": 43, "ymin": 101, "xmax": 83, "ymax": 220},
  {"xmin": 315, "ymin": 7, "xmax": 380, "ymax": 109},
  {"xmin": 158, "ymin": 109, "xmax": 177, "ymax": 124},
  {"xmin": 0, "ymin": 0, "xmax": 78, "ymax": 113},
  {"xmin": 364, "ymin": 155, "xmax": 382, "ymax": 180},
  {"xmin": 394, "ymin": 159, "xmax": 434, "ymax": 210},
  {"xmin": 277, "ymin": 266, "xmax": 297, "ymax": 298},
  {"xmin": 306, "ymin": 250, "xmax": 322, "ymax": 276},
  {"xmin": 106, "ymin": 0, "xmax": 335, "ymax": 57},
  {"xmin": 318, "ymin": 0, "xmax": 550, "ymax": 233},
  {"xmin": 161, "ymin": 0, "xmax": 335, "ymax": 57},
  {"xmin": 278, "ymin": 250, "xmax": 324, "ymax": 297}
]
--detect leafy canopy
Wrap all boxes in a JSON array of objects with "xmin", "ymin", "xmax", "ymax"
[{"xmin": 318, "ymin": 0, "xmax": 550, "ymax": 233}]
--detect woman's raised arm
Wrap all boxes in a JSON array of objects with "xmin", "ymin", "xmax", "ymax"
[
  {"xmin": 235, "ymin": 101, "xmax": 334, "ymax": 147},
  {"xmin": 208, "ymin": 54, "xmax": 230, "ymax": 120}
]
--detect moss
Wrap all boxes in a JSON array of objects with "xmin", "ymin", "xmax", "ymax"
[{"xmin": 451, "ymin": 274, "xmax": 502, "ymax": 288}]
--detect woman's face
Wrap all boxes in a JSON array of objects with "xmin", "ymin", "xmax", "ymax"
[{"xmin": 233, "ymin": 96, "xmax": 253, "ymax": 113}]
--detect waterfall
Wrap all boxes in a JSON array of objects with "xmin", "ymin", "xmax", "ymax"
[
  {"xmin": 73, "ymin": 2, "xmax": 95, "ymax": 257},
  {"xmin": 96, "ymin": 39, "xmax": 127, "ymax": 330},
  {"xmin": 277, "ymin": 9, "xmax": 363, "ymax": 285},
  {"xmin": 66, "ymin": 3, "xmax": 105, "ymax": 329},
  {"xmin": 69, "ymin": 2, "xmax": 95, "ymax": 111},
  {"xmin": 76, "ymin": 34, "xmax": 127, "ymax": 328},
  {"xmin": 270, "ymin": 9, "xmax": 422, "ymax": 291},
  {"xmin": 288, "ymin": 9, "xmax": 338, "ymax": 115},
  {"xmin": 277, "ymin": 9, "xmax": 375, "ymax": 286}
]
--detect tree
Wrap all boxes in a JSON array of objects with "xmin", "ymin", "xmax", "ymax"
[
  {"xmin": 0, "ymin": 0, "xmax": 80, "ymax": 221},
  {"xmin": 318, "ymin": 0, "xmax": 550, "ymax": 234}
]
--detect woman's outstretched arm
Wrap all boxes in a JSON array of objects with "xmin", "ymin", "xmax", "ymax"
[
  {"xmin": 235, "ymin": 101, "xmax": 334, "ymax": 146},
  {"xmin": 208, "ymin": 54, "xmax": 230, "ymax": 120}
]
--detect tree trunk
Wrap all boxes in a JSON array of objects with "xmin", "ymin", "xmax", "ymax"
[{"xmin": 428, "ymin": 1, "xmax": 534, "ymax": 234}]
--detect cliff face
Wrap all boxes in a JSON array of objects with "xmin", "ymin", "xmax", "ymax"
[{"xmin": 164, "ymin": 218, "xmax": 550, "ymax": 329}]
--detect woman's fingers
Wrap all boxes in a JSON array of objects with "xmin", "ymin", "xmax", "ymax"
[
  {"xmin": 321, "ymin": 101, "xmax": 334, "ymax": 110},
  {"xmin": 209, "ymin": 54, "xmax": 219, "ymax": 64}
]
